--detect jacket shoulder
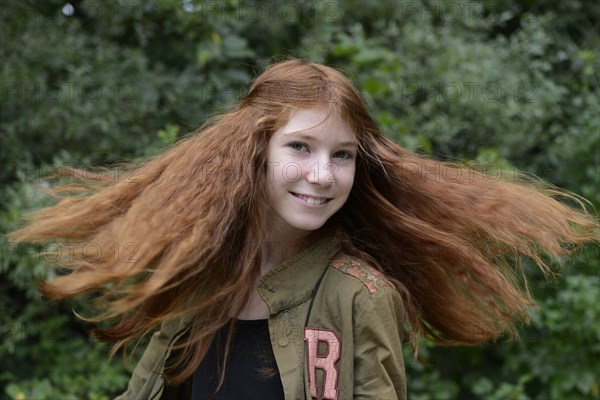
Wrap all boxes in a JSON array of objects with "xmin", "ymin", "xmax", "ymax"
[{"xmin": 329, "ymin": 253, "xmax": 396, "ymax": 295}]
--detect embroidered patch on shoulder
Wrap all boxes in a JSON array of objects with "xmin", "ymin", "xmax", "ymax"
[{"xmin": 330, "ymin": 255, "xmax": 394, "ymax": 294}]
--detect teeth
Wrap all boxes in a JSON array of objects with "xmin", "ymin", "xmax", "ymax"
[{"xmin": 297, "ymin": 194, "xmax": 327, "ymax": 205}]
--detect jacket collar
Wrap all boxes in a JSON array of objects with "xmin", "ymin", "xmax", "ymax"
[{"xmin": 257, "ymin": 230, "xmax": 342, "ymax": 315}]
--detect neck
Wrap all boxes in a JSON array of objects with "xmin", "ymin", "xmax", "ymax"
[{"xmin": 260, "ymin": 225, "xmax": 331, "ymax": 277}]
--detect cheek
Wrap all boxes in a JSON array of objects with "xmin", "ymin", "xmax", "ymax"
[
  {"xmin": 277, "ymin": 162, "xmax": 304, "ymax": 183},
  {"xmin": 268, "ymin": 165, "xmax": 293, "ymax": 195},
  {"xmin": 266, "ymin": 176, "xmax": 283, "ymax": 211},
  {"xmin": 336, "ymin": 167, "xmax": 355, "ymax": 192}
]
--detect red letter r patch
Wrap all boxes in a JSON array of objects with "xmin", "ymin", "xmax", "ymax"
[{"xmin": 304, "ymin": 328, "xmax": 341, "ymax": 400}]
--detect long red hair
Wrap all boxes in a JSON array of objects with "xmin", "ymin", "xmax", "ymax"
[{"xmin": 7, "ymin": 59, "xmax": 599, "ymax": 385}]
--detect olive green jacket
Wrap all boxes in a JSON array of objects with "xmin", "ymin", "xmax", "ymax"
[{"xmin": 115, "ymin": 232, "xmax": 407, "ymax": 400}]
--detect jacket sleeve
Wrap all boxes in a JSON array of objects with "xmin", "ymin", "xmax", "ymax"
[
  {"xmin": 114, "ymin": 318, "xmax": 186, "ymax": 400},
  {"xmin": 353, "ymin": 285, "xmax": 407, "ymax": 400}
]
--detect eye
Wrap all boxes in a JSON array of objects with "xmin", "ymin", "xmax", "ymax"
[
  {"xmin": 288, "ymin": 142, "xmax": 308, "ymax": 152},
  {"xmin": 334, "ymin": 150, "xmax": 354, "ymax": 160}
]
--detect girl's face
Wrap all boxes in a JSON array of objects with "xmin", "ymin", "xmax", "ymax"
[{"xmin": 266, "ymin": 107, "xmax": 356, "ymax": 237}]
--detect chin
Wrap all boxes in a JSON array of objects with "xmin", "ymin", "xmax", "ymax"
[{"xmin": 289, "ymin": 219, "xmax": 328, "ymax": 232}]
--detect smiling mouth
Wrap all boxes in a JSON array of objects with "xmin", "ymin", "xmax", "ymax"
[{"xmin": 290, "ymin": 192, "xmax": 332, "ymax": 206}]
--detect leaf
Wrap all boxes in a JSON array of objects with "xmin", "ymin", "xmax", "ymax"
[
  {"xmin": 157, "ymin": 124, "xmax": 180, "ymax": 145},
  {"xmin": 5, "ymin": 383, "xmax": 23, "ymax": 400},
  {"xmin": 222, "ymin": 35, "xmax": 254, "ymax": 58},
  {"xmin": 363, "ymin": 76, "xmax": 387, "ymax": 95}
]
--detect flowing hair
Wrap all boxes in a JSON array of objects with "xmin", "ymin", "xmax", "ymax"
[{"xmin": 7, "ymin": 59, "xmax": 599, "ymax": 387}]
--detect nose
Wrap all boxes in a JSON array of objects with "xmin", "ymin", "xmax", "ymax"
[{"xmin": 305, "ymin": 156, "xmax": 336, "ymax": 185}]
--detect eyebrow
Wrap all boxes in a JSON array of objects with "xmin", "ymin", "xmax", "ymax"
[{"xmin": 282, "ymin": 133, "xmax": 357, "ymax": 149}]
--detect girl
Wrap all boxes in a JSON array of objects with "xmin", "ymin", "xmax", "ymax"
[{"xmin": 8, "ymin": 59, "xmax": 598, "ymax": 400}]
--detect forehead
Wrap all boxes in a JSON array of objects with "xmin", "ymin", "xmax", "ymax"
[{"xmin": 275, "ymin": 107, "xmax": 355, "ymax": 142}]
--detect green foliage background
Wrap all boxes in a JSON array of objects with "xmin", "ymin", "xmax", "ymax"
[{"xmin": 1, "ymin": 0, "xmax": 598, "ymax": 399}]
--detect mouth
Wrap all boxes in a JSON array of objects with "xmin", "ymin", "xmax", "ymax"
[{"xmin": 290, "ymin": 192, "xmax": 332, "ymax": 206}]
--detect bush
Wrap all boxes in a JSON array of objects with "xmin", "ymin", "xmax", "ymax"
[{"xmin": 1, "ymin": 0, "xmax": 597, "ymax": 398}]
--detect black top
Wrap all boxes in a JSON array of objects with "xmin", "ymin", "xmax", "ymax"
[{"xmin": 191, "ymin": 319, "xmax": 285, "ymax": 400}]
